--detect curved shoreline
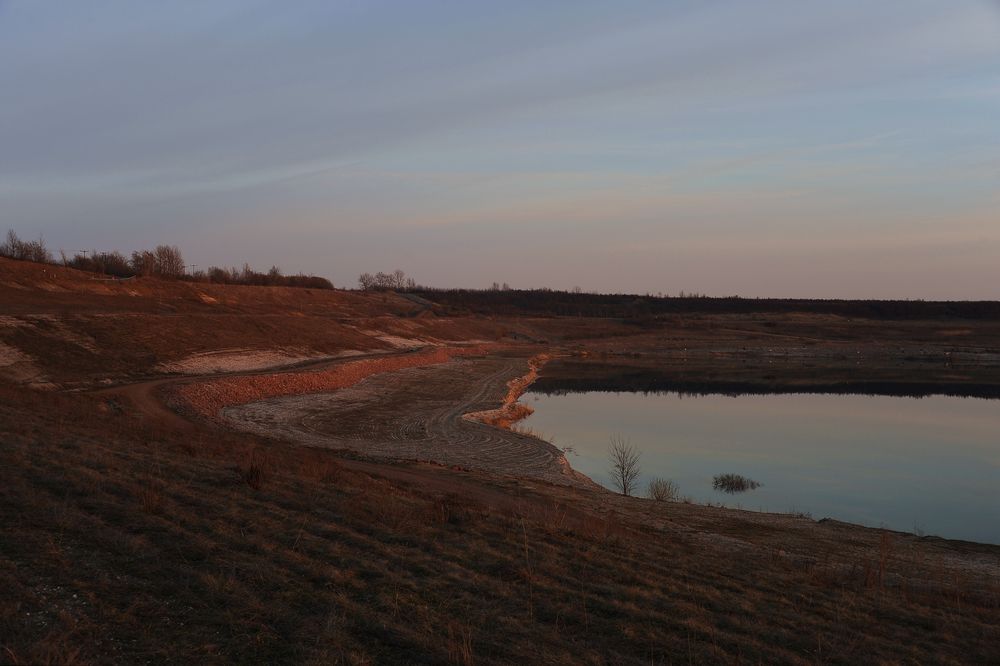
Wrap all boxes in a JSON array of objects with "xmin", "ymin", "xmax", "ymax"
[
  {"xmin": 219, "ymin": 355, "xmax": 598, "ymax": 488},
  {"xmin": 462, "ymin": 353, "xmax": 549, "ymax": 428}
]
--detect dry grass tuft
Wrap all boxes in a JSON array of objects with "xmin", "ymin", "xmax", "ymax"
[
  {"xmin": 137, "ymin": 480, "xmax": 164, "ymax": 515},
  {"xmin": 446, "ymin": 622, "xmax": 475, "ymax": 665}
]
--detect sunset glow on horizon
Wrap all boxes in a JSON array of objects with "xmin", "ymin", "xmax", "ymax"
[{"xmin": 2, "ymin": 1, "xmax": 999, "ymax": 298}]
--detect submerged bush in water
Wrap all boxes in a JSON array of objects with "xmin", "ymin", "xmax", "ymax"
[{"xmin": 713, "ymin": 473, "xmax": 761, "ymax": 494}]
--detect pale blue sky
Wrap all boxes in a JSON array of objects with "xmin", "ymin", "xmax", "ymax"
[{"xmin": 2, "ymin": 1, "xmax": 998, "ymax": 297}]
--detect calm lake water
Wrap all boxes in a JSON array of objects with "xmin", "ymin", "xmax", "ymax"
[{"xmin": 520, "ymin": 390, "xmax": 1000, "ymax": 544}]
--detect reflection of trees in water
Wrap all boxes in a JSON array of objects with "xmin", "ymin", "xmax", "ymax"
[
  {"xmin": 713, "ymin": 473, "xmax": 762, "ymax": 494},
  {"xmin": 531, "ymin": 370, "xmax": 1000, "ymax": 400}
]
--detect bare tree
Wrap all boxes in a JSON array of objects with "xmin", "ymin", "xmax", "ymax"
[
  {"xmin": 131, "ymin": 250, "xmax": 157, "ymax": 276},
  {"xmin": 154, "ymin": 245, "xmax": 185, "ymax": 277},
  {"xmin": 25, "ymin": 236, "xmax": 51, "ymax": 263},
  {"xmin": 1, "ymin": 230, "xmax": 26, "ymax": 259},
  {"xmin": 608, "ymin": 435, "xmax": 641, "ymax": 496}
]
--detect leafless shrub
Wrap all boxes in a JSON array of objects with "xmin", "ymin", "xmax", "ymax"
[
  {"xmin": 647, "ymin": 477, "xmax": 679, "ymax": 501},
  {"xmin": 608, "ymin": 435, "xmax": 641, "ymax": 497}
]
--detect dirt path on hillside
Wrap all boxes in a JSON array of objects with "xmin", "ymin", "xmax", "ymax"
[{"xmin": 223, "ymin": 357, "xmax": 597, "ymax": 488}]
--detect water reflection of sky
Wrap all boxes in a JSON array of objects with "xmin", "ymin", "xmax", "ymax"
[{"xmin": 521, "ymin": 391, "xmax": 1000, "ymax": 544}]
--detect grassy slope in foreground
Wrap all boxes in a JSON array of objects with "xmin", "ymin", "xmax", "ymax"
[
  {"xmin": 1, "ymin": 257, "xmax": 1000, "ymax": 663},
  {"xmin": 2, "ymin": 381, "xmax": 1000, "ymax": 664}
]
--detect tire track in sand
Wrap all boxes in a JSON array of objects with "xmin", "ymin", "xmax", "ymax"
[{"xmin": 223, "ymin": 357, "xmax": 595, "ymax": 488}]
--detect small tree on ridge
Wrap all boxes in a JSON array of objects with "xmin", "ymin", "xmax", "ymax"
[{"xmin": 608, "ymin": 435, "xmax": 641, "ymax": 497}]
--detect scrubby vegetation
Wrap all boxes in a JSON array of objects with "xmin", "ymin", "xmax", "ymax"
[
  {"xmin": 0, "ymin": 229, "xmax": 51, "ymax": 264},
  {"xmin": 199, "ymin": 264, "xmax": 333, "ymax": 290},
  {"xmin": 0, "ymin": 229, "xmax": 332, "ymax": 289},
  {"xmin": 63, "ymin": 245, "xmax": 185, "ymax": 279}
]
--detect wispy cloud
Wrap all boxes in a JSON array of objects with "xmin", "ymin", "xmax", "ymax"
[{"xmin": 0, "ymin": 0, "xmax": 997, "ymax": 297}]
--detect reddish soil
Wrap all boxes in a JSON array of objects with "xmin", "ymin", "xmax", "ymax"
[{"xmin": 174, "ymin": 344, "xmax": 492, "ymax": 420}]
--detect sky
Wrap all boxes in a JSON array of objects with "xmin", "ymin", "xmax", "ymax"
[{"xmin": 2, "ymin": 1, "xmax": 999, "ymax": 298}]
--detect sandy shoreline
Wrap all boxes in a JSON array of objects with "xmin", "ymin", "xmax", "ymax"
[{"xmin": 219, "ymin": 355, "xmax": 597, "ymax": 488}]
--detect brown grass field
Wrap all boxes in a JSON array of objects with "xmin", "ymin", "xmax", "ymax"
[{"xmin": 2, "ymin": 258, "xmax": 1000, "ymax": 664}]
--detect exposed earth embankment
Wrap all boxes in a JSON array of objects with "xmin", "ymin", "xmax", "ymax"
[
  {"xmin": 464, "ymin": 353, "xmax": 550, "ymax": 428},
  {"xmin": 175, "ymin": 345, "xmax": 490, "ymax": 419}
]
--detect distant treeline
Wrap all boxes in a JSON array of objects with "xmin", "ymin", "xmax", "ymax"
[
  {"xmin": 412, "ymin": 287, "xmax": 1000, "ymax": 320},
  {"xmin": 532, "ymin": 377, "xmax": 1000, "ymax": 400},
  {"xmin": 358, "ymin": 270, "xmax": 417, "ymax": 291},
  {"xmin": 530, "ymin": 361, "xmax": 1000, "ymax": 399},
  {"xmin": 0, "ymin": 229, "xmax": 333, "ymax": 290}
]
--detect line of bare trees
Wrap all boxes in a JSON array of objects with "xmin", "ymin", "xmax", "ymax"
[
  {"xmin": 0, "ymin": 229, "xmax": 332, "ymax": 289},
  {"xmin": 0, "ymin": 230, "xmax": 52, "ymax": 264},
  {"xmin": 62, "ymin": 246, "xmax": 186, "ymax": 279},
  {"xmin": 204, "ymin": 264, "xmax": 332, "ymax": 290},
  {"xmin": 358, "ymin": 270, "xmax": 417, "ymax": 291}
]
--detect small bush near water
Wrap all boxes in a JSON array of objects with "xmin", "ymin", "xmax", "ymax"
[
  {"xmin": 647, "ymin": 477, "xmax": 680, "ymax": 501},
  {"xmin": 713, "ymin": 473, "xmax": 761, "ymax": 494}
]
